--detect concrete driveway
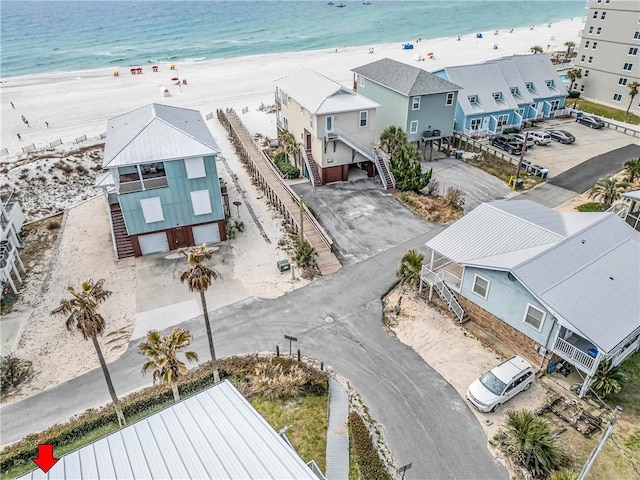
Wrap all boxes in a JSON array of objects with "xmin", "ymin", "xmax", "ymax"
[{"xmin": 291, "ymin": 177, "xmax": 433, "ymax": 265}]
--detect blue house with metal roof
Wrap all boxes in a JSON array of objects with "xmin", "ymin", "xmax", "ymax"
[
  {"xmin": 96, "ymin": 104, "xmax": 227, "ymax": 258},
  {"xmin": 420, "ymin": 200, "xmax": 640, "ymax": 398},
  {"xmin": 432, "ymin": 54, "xmax": 568, "ymax": 137}
]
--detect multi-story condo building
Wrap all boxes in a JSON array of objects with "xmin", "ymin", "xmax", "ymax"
[{"xmin": 574, "ymin": 0, "xmax": 640, "ymax": 110}]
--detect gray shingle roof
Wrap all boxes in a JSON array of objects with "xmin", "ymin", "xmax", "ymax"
[
  {"xmin": 103, "ymin": 104, "xmax": 219, "ymax": 168},
  {"xmin": 18, "ymin": 381, "xmax": 317, "ymax": 479},
  {"xmin": 352, "ymin": 58, "xmax": 461, "ymax": 96}
]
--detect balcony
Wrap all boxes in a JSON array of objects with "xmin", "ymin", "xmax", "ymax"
[{"xmin": 553, "ymin": 336, "xmax": 597, "ymax": 373}]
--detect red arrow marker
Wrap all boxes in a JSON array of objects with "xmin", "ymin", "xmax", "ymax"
[{"xmin": 33, "ymin": 444, "xmax": 59, "ymax": 473}]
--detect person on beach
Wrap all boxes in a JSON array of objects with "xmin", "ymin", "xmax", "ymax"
[
  {"xmin": 16, "ymin": 133, "xmax": 21, "ymax": 140},
  {"xmin": 10, "ymin": 101, "xmax": 15, "ymax": 109},
  {"xmin": 45, "ymin": 121, "xmax": 49, "ymax": 128},
  {"xmin": 21, "ymin": 114, "xmax": 26, "ymax": 123}
]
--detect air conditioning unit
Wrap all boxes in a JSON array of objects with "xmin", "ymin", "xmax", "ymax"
[
  {"xmin": 422, "ymin": 130, "xmax": 432, "ymax": 138},
  {"xmin": 432, "ymin": 129, "xmax": 441, "ymax": 137},
  {"xmin": 327, "ymin": 132, "xmax": 338, "ymax": 140}
]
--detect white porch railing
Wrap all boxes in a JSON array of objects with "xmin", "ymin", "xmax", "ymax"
[
  {"xmin": 462, "ymin": 128, "xmax": 490, "ymax": 138},
  {"xmin": 553, "ymin": 337, "xmax": 596, "ymax": 373},
  {"xmin": 420, "ymin": 266, "xmax": 465, "ymax": 321}
]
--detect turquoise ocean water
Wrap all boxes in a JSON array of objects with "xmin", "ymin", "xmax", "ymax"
[{"xmin": 1, "ymin": 0, "xmax": 585, "ymax": 79}]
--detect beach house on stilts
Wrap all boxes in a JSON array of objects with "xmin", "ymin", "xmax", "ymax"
[
  {"xmin": 95, "ymin": 104, "xmax": 227, "ymax": 259},
  {"xmin": 275, "ymin": 69, "xmax": 384, "ymax": 186}
]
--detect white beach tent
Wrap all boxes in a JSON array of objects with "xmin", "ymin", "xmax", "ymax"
[{"xmin": 161, "ymin": 86, "xmax": 170, "ymax": 97}]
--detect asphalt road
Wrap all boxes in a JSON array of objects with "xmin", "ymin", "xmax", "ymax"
[{"xmin": 1, "ymin": 231, "xmax": 507, "ymax": 480}]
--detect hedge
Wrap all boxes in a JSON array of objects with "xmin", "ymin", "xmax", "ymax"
[
  {"xmin": 273, "ymin": 151, "xmax": 300, "ymax": 179},
  {"xmin": 348, "ymin": 411, "xmax": 392, "ymax": 480},
  {"xmin": 1, "ymin": 355, "xmax": 327, "ymax": 476}
]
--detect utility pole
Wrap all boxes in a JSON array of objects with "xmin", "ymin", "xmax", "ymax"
[
  {"xmin": 511, "ymin": 131, "xmax": 529, "ymax": 190},
  {"xmin": 578, "ymin": 405, "xmax": 623, "ymax": 480},
  {"xmin": 299, "ymin": 195, "xmax": 304, "ymax": 240}
]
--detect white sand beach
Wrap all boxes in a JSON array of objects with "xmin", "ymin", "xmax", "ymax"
[{"xmin": 0, "ymin": 20, "xmax": 583, "ymax": 403}]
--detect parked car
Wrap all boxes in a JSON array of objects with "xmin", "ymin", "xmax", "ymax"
[
  {"xmin": 576, "ymin": 115, "xmax": 605, "ymax": 129},
  {"xmin": 490, "ymin": 135, "xmax": 523, "ymax": 155},
  {"xmin": 466, "ymin": 356, "xmax": 535, "ymax": 413},
  {"xmin": 547, "ymin": 129, "xmax": 576, "ymax": 144},
  {"xmin": 528, "ymin": 131, "xmax": 551, "ymax": 145},
  {"xmin": 510, "ymin": 133, "xmax": 536, "ymax": 150}
]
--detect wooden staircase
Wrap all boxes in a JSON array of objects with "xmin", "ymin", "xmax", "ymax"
[
  {"xmin": 110, "ymin": 204, "xmax": 135, "ymax": 259},
  {"xmin": 305, "ymin": 149, "xmax": 322, "ymax": 186},
  {"xmin": 374, "ymin": 149, "xmax": 395, "ymax": 190}
]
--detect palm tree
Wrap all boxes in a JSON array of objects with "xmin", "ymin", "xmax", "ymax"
[
  {"xmin": 624, "ymin": 158, "xmax": 640, "ymax": 183},
  {"xmin": 626, "ymin": 81, "xmax": 639, "ymax": 115},
  {"xmin": 51, "ymin": 278, "xmax": 126, "ymax": 427},
  {"xmin": 587, "ymin": 177, "xmax": 629, "ymax": 209},
  {"xmin": 504, "ymin": 409, "xmax": 561, "ymax": 477},
  {"xmin": 178, "ymin": 244, "xmax": 223, "ymax": 383},
  {"xmin": 396, "ymin": 249, "xmax": 424, "ymax": 288},
  {"xmin": 138, "ymin": 328, "xmax": 199, "ymax": 402},
  {"xmin": 530, "ymin": 45, "xmax": 543, "ymax": 54},
  {"xmin": 279, "ymin": 130, "xmax": 301, "ymax": 166},
  {"xmin": 379, "ymin": 126, "xmax": 407, "ymax": 156},
  {"xmin": 564, "ymin": 41, "xmax": 575, "ymax": 60},
  {"xmin": 550, "ymin": 468, "xmax": 578, "ymax": 480},
  {"xmin": 592, "ymin": 359, "xmax": 625, "ymax": 399},
  {"xmin": 566, "ymin": 68, "xmax": 582, "ymax": 93}
]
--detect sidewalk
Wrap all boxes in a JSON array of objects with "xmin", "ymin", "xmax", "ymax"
[{"xmin": 325, "ymin": 378, "xmax": 349, "ymax": 480}]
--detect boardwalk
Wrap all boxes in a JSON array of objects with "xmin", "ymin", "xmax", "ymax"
[
  {"xmin": 219, "ymin": 109, "xmax": 341, "ymax": 275},
  {"xmin": 325, "ymin": 378, "xmax": 349, "ymax": 480}
]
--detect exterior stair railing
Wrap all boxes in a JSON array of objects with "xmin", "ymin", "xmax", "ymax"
[
  {"xmin": 373, "ymin": 148, "xmax": 396, "ymax": 189},
  {"xmin": 420, "ymin": 265, "xmax": 465, "ymax": 322},
  {"xmin": 300, "ymin": 147, "xmax": 316, "ymax": 187}
]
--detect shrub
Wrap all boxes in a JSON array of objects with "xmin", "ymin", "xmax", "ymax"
[
  {"xmin": 592, "ymin": 359, "xmax": 625, "ymax": 399},
  {"xmin": 75, "ymin": 164, "xmax": 89, "ymax": 175},
  {"xmin": 0, "ymin": 355, "xmax": 35, "ymax": 395},
  {"xmin": 502, "ymin": 127, "xmax": 521, "ymax": 135},
  {"xmin": 304, "ymin": 202, "xmax": 317, "ymax": 218},
  {"xmin": 226, "ymin": 222, "xmax": 237, "ymax": 240},
  {"xmin": 348, "ymin": 412, "xmax": 392, "ymax": 480},
  {"xmin": 233, "ymin": 220, "xmax": 245, "ymax": 233},
  {"xmin": 444, "ymin": 187, "xmax": 465, "ymax": 207},
  {"xmin": 425, "ymin": 178, "xmax": 440, "ymax": 196},
  {"xmin": 272, "ymin": 152, "xmax": 300, "ymax": 179},
  {"xmin": 47, "ymin": 219, "xmax": 61, "ymax": 230},
  {"xmin": 293, "ymin": 238, "xmax": 315, "ymax": 268}
]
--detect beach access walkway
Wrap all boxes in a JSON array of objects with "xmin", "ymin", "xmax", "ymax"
[
  {"xmin": 325, "ymin": 378, "xmax": 350, "ymax": 480},
  {"xmin": 218, "ymin": 109, "xmax": 341, "ymax": 276}
]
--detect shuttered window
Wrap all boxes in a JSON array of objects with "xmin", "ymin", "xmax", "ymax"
[
  {"xmin": 140, "ymin": 197, "xmax": 164, "ymax": 223},
  {"xmin": 190, "ymin": 189, "xmax": 212, "ymax": 216},
  {"xmin": 184, "ymin": 157, "xmax": 206, "ymax": 179}
]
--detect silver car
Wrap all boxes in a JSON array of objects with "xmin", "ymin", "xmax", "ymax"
[
  {"xmin": 466, "ymin": 356, "xmax": 535, "ymax": 412},
  {"xmin": 528, "ymin": 131, "xmax": 551, "ymax": 145},
  {"xmin": 510, "ymin": 133, "xmax": 535, "ymax": 150}
]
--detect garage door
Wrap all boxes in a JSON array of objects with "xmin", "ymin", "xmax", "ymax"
[
  {"xmin": 138, "ymin": 232, "xmax": 170, "ymax": 255},
  {"xmin": 192, "ymin": 223, "xmax": 221, "ymax": 245}
]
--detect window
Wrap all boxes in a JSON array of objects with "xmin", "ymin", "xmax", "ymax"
[
  {"xmin": 472, "ymin": 274, "xmax": 490, "ymax": 299},
  {"xmin": 326, "ymin": 115, "xmax": 334, "ymax": 132},
  {"xmin": 409, "ymin": 120, "xmax": 418, "ymax": 134},
  {"xmin": 515, "ymin": 108, "xmax": 524, "ymax": 117},
  {"xmin": 588, "ymin": 26, "xmax": 594, "ymax": 34},
  {"xmin": 300, "ymin": 106, "xmax": 304, "ymax": 115},
  {"xmin": 619, "ymin": 77, "xmax": 628, "ymax": 86},
  {"xmin": 358, "ymin": 75, "xmax": 365, "ymax": 87},
  {"xmin": 492, "ymin": 92, "xmax": 503, "ymax": 101},
  {"xmin": 446, "ymin": 92, "xmax": 455, "ymax": 106},
  {"xmin": 412, "ymin": 96, "xmax": 421, "ymax": 110},
  {"xmin": 523, "ymin": 304, "xmax": 546, "ymax": 331},
  {"xmin": 509, "ymin": 86, "xmax": 519, "ymax": 97},
  {"xmin": 497, "ymin": 114, "xmax": 508, "ymax": 127},
  {"xmin": 550, "ymin": 99, "xmax": 560, "ymax": 112},
  {"xmin": 592, "ymin": 11, "xmax": 598, "ymax": 19},
  {"xmin": 592, "ymin": 42, "xmax": 598, "ymax": 49},
  {"xmin": 585, "ymin": 40, "xmax": 590, "ymax": 49},
  {"xmin": 588, "ymin": 56, "xmax": 593, "ymax": 64},
  {"xmin": 613, "ymin": 93, "xmax": 623, "ymax": 101},
  {"xmin": 310, "ymin": 116, "xmax": 314, "ymax": 128},
  {"xmin": 635, "ymin": 32, "xmax": 640, "ymax": 40},
  {"xmin": 596, "ymin": 27, "xmax": 602, "ymax": 35},
  {"xmin": 584, "ymin": 69, "xmax": 590, "ymax": 77},
  {"xmin": 469, "ymin": 118, "xmax": 481, "ymax": 130},
  {"xmin": 545, "ymin": 80, "xmax": 556, "ymax": 89},
  {"xmin": 580, "ymin": 84, "xmax": 586, "ymax": 92},
  {"xmin": 605, "ymin": 0, "xmax": 610, "ymax": 3},
  {"xmin": 601, "ymin": 11, "xmax": 606, "ymax": 19},
  {"xmin": 623, "ymin": 63, "xmax": 634, "ymax": 71},
  {"xmin": 184, "ymin": 158, "xmax": 206, "ymax": 179},
  {"xmin": 629, "ymin": 47, "xmax": 639, "ymax": 56},
  {"xmin": 468, "ymin": 95, "xmax": 478, "ymax": 104},
  {"xmin": 190, "ymin": 189, "xmax": 212, "ymax": 216},
  {"xmin": 581, "ymin": 55, "xmax": 586, "ymax": 62},
  {"xmin": 140, "ymin": 197, "xmax": 164, "ymax": 223},
  {"xmin": 359, "ymin": 110, "xmax": 368, "ymax": 127},
  {"xmin": 283, "ymin": 117, "xmax": 288, "ymax": 130},
  {"xmin": 525, "ymin": 82, "xmax": 536, "ymax": 92}
]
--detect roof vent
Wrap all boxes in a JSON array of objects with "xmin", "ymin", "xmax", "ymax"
[
  {"xmin": 581, "ymin": 239, "xmax": 586, "ymax": 244},
  {"xmin": 609, "ymin": 276, "xmax": 614, "ymax": 280}
]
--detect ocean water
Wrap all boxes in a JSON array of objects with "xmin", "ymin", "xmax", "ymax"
[{"xmin": 0, "ymin": 0, "xmax": 585, "ymax": 78}]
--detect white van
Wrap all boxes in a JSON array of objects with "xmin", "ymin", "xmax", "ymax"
[{"xmin": 528, "ymin": 131, "xmax": 551, "ymax": 145}]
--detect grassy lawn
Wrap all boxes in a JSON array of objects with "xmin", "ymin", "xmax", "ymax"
[
  {"xmin": 576, "ymin": 202, "xmax": 604, "ymax": 212},
  {"xmin": 571, "ymin": 98, "xmax": 640, "ymax": 125},
  {"xmin": 466, "ymin": 152, "xmax": 544, "ymax": 189},
  {"xmin": 251, "ymin": 393, "xmax": 328, "ymax": 472}
]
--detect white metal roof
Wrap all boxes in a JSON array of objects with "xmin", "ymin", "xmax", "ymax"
[
  {"xmin": 276, "ymin": 68, "xmax": 378, "ymax": 114},
  {"xmin": 622, "ymin": 189, "xmax": 640, "ymax": 200},
  {"xmin": 512, "ymin": 215, "xmax": 640, "ymax": 353},
  {"xmin": 18, "ymin": 381, "xmax": 318, "ymax": 479},
  {"xmin": 93, "ymin": 171, "xmax": 114, "ymax": 188},
  {"xmin": 103, "ymin": 104, "xmax": 220, "ymax": 168}
]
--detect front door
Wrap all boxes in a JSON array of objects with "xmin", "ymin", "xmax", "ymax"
[
  {"xmin": 305, "ymin": 133, "xmax": 312, "ymax": 150},
  {"xmin": 173, "ymin": 227, "xmax": 189, "ymax": 249}
]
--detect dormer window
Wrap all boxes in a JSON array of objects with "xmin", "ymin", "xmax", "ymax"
[
  {"xmin": 358, "ymin": 75, "xmax": 365, "ymax": 87},
  {"xmin": 510, "ymin": 86, "xmax": 521, "ymax": 98},
  {"xmin": 545, "ymin": 80, "xmax": 557, "ymax": 90},
  {"xmin": 492, "ymin": 92, "xmax": 503, "ymax": 102},
  {"xmin": 525, "ymin": 82, "xmax": 536, "ymax": 93},
  {"xmin": 468, "ymin": 95, "xmax": 478, "ymax": 105}
]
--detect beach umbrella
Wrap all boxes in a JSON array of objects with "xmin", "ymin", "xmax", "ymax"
[
  {"xmin": 171, "ymin": 77, "xmax": 179, "ymax": 81},
  {"xmin": 427, "ymin": 51, "xmax": 434, "ymax": 57}
]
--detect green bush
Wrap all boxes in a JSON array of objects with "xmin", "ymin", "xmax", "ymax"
[
  {"xmin": 348, "ymin": 412, "xmax": 392, "ymax": 480},
  {"xmin": 0, "ymin": 355, "xmax": 35, "ymax": 395},
  {"xmin": 273, "ymin": 152, "xmax": 300, "ymax": 179},
  {"xmin": 502, "ymin": 127, "xmax": 521, "ymax": 135}
]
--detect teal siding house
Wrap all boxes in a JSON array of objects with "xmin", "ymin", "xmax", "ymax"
[
  {"xmin": 432, "ymin": 54, "xmax": 568, "ymax": 137},
  {"xmin": 419, "ymin": 200, "xmax": 640, "ymax": 398},
  {"xmin": 351, "ymin": 58, "xmax": 461, "ymax": 144},
  {"xmin": 97, "ymin": 104, "xmax": 227, "ymax": 258}
]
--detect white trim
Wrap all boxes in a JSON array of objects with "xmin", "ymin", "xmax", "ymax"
[
  {"xmin": 359, "ymin": 110, "xmax": 368, "ymax": 128},
  {"xmin": 472, "ymin": 273, "xmax": 490, "ymax": 299},
  {"xmin": 409, "ymin": 120, "xmax": 419, "ymax": 134},
  {"xmin": 412, "ymin": 96, "xmax": 421, "ymax": 110},
  {"xmin": 523, "ymin": 303, "xmax": 546, "ymax": 332},
  {"xmin": 190, "ymin": 189, "xmax": 213, "ymax": 216},
  {"xmin": 140, "ymin": 197, "xmax": 164, "ymax": 224},
  {"xmin": 358, "ymin": 75, "xmax": 365, "ymax": 88},
  {"xmin": 445, "ymin": 92, "xmax": 455, "ymax": 106},
  {"xmin": 184, "ymin": 157, "xmax": 206, "ymax": 179}
]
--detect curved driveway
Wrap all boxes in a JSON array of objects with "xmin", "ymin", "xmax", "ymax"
[{"xmin": 1, "ymin": 231, "xmax": 506, "ymax": 479}]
